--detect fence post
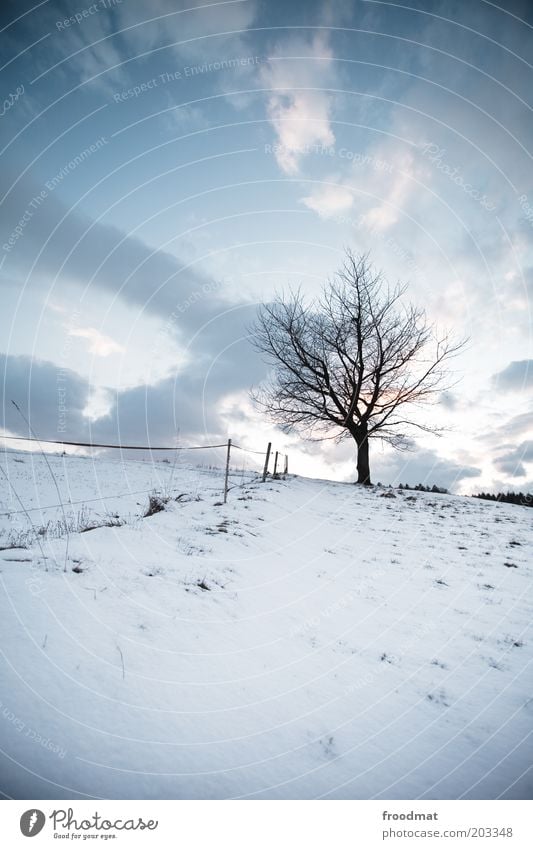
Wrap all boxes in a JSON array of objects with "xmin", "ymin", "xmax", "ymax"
[
  {"xmin": 223, "ymin": 438, "xmax": 232, "ymax": 503},
  {"xmin": 283, "ymin": 454, "xmax": 288, "ymax": 476},
  {"xmin": 273, "ymin": 451, "xmax": 279, "ymax": 477},
  {"xmin": 262, "ymin": 442, "xmax": 272, "ymax": 483}
]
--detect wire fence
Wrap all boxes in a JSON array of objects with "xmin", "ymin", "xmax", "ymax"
[
  {"xmin": 0, "ymin": 436, "xmax": 291, "ymax": 568},
  {"xmin": 1, "ymin": 402, "xmax": 291, "ymax": 567},
  {"xmin": 0, "ymin": 433, "xmax": 289, "ymax": 511}
]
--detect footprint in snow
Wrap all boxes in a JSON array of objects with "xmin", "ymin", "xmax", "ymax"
[
  {"xmin": 427, "ymin": 689, "xmax": 450, "ymax": 707},
  {"xmin": 486, "ymin": 657, "xmax": 505, "ymax": 671},
  {"xmin": 319, "ymin": 736, "xmax": 336, "ymax": 758}
]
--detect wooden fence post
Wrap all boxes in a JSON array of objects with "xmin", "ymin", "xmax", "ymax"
[
  {"xmin": 283, "ymin": 454, "xmax": 288, "ymax": 475},
  {"xmin": 273, "ymin": 451, "xmax": 279, "ymax": 477},
  {"xmin": 262, "ymin": 442, "xmax": 272, "ymax": 482},
  {"xmin": 223, "ymin": 438, "xmax": 232, "ymax": 503}
]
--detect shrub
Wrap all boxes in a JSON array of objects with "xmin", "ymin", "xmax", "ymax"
[{"xmin": 144, "ymin": 493, "xmax": 169, "ymax": 517}]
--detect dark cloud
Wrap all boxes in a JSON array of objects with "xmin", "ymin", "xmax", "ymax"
[
  {"xmin": 0, "ymin": 168, "xmax": 267, "ymax": 448},
  {"xmin": 493, "ymin": 457, "xmax": 527, "ymax": 478},
  {"xmin": 494, "ymin": 441, "xmax": 533, "ymax": 480},
  {"xmin": 1, "ymin": 168, "xmax": 218, "ymax": 332},
  {"xmin": 499, "ymin": 411, "xmax": 533, "ymax": 438},
  {"xmin": 1, "ymin": 168, "xmax": 266, "ymax": 410},
  {"xmin": 491, "ymin": 360, "xmax": 533, "ymax": 392},
  {"xmin": 514, "ymin": 441, "xmax": 533, "ymax": 462},
  {"xmin": 1, "ymin": 353, "xmax": 89, "ymax": 441},
  {"xmin": 1, "ymin": 338, "xmax": 263, "ymax": 449},
  {"xmin": 440, "ymin": 391, "xmax": 459, "ymax": 411},
  {"xmin": 89, "ymin": 376, "xmax": 220, "ymax": 447},
  {"xmin": 477, "ymin": 410, "xmax": 533, "ymax": 451}
]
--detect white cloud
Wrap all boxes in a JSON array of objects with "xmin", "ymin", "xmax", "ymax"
[
  {"xmin": 83, "ymin": 386, "xmax": 114, "ymax": 422},
  {"xmin": 363, "ymin": 152, "xmax": 422, "ymax": 233},
  {"xmin": 261, "ymin": 33, "xmax": 335, "ymax": 175},
  {"xmin": 68, "ymin": 326, "xmax": 124, "ymax": 357},
  {"xmin": 301, "ymin": 182, "xmax": 354, "ymax": 219}
]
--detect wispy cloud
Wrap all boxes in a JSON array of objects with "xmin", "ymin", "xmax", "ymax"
[
  {"xmin": 261, "ymin": 33, "xmax": 335, "ymax": 175},
  {"xmin": 301, "ymin": 181, "xmax": 354, "ymax": 218},
  {"xmin": 362, "ymin": 151, "xmax": 425, "ymax": 233},
  {"xmin": 68, "ymin": 326, "xmax": 124, "ymax": 357}
]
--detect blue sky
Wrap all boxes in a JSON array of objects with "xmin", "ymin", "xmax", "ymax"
[{"xmin": 1, "ymin": 0, "xmax": 532, "ymax": 491}]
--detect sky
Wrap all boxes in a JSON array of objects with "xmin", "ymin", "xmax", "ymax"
[{"xmin": 0, "ymin": 0, "xmax": 532, "ymax": 492}]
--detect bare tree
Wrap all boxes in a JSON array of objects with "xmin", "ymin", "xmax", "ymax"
[{"xmin": 251, "ymin": 251, "xmax": 464, "ymax": 484}]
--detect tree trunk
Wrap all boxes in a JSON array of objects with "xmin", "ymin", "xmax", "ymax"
[{"xmin": 356, "ymin": 428, "xmax": 371, "ymax": 485}]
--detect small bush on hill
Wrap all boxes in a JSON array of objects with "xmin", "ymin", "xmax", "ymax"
[{"xmin": 144, "ymin": 493, "xmax": 169, "ymax": 517}]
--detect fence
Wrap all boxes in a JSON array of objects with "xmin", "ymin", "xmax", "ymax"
[{"xmin": 0, "ymin": 434, "xmax": 289, "ymax": 505}]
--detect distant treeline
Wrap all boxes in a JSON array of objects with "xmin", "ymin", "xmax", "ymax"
[
  {"xmin": 398, "ymin": 483, "xmax": 448, "ymax": 494},
  {"xmin": 473, "ymin": 491, "xmax": 533, "ymax": 508}
]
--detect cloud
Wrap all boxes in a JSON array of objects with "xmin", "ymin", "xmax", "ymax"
[
  {"xmin": 114, "ymin": 0, "xmax": 258, "ymax": 58},
  {"xmin": 372, "ymin": 442, "xmax": 481, "ymax": 492},
  {"xmin": 1, "ymin": 315, "xmax": 265, "ymax": 447},
  {"xmin": 68, "ymin": 327, "xmax": 124, "ymax": 357},
  {"xmin": 1, "ymin": 168, "xmax": 210, "ymax": 325},
  {"xmin": 5, "ymin": 0, "xmax": 258, "ymax": 98},
  {"xmin": 261, "ymin": 33, "xmax": 335, "ymax": 175},
  {"xmin": 502, "ymin": 411, "xmax": 533, "ymax": 438},
  {"xmin": 440, "ymin": 391, "xmax": 459, "ymax": 410},
  {"xmin": 362, "ymin": 152, "xmax": 424, "ymax": 233},
  {"xmin": 0, "ymin": 169, "xmax": 261, "ymax": 364},
  {"xmin": 301, "ymin": 182, "xmax": 354, "ymax": 219},
  {"xmin": 491, "ymin": 360, "xmax": 533, "ymax": 391},
  {"xmin": 1, "ymin": 353, "xmax": 89, "ymax": 441},
  {"xmin": 493, "ymin": 456, "xmax": 527, "ymax": 478},
  {"xmin": 479, "ymin": 409, "xmax": 533, "ymax": 445},
  {"xmin": 0, "ymin": 166, "xmax": 268, "ymax": 441},
  {"xmin": 493, "ymin": 441, "xmax": 533, "ymax": 480},
  {"xmin": 22, "ymin": 1, "xmax": 129, "ymax": 96}
]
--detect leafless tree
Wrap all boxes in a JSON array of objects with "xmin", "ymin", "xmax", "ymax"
[{"xmin": 251, "ymin": 251, "xmax": 464, "ymax": 484}]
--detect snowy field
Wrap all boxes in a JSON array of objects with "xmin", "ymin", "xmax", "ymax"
[{"xmin": 0, "ymin": 449, "xmax": 531, "ymax": 800}]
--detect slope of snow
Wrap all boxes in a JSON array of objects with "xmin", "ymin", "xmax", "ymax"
[{"xmin": 0, "ymin": 450, "xmax": 531, "ymax": 800}]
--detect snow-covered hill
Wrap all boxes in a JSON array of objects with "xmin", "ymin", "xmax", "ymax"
[{"xmin": 0, "ymin": 450, "xmax": 531, "ymax": 800}]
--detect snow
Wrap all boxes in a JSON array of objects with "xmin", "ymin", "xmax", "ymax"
[{"xmin": 0, "ymin": 449, "xmax": 532, "ymax": 800}]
